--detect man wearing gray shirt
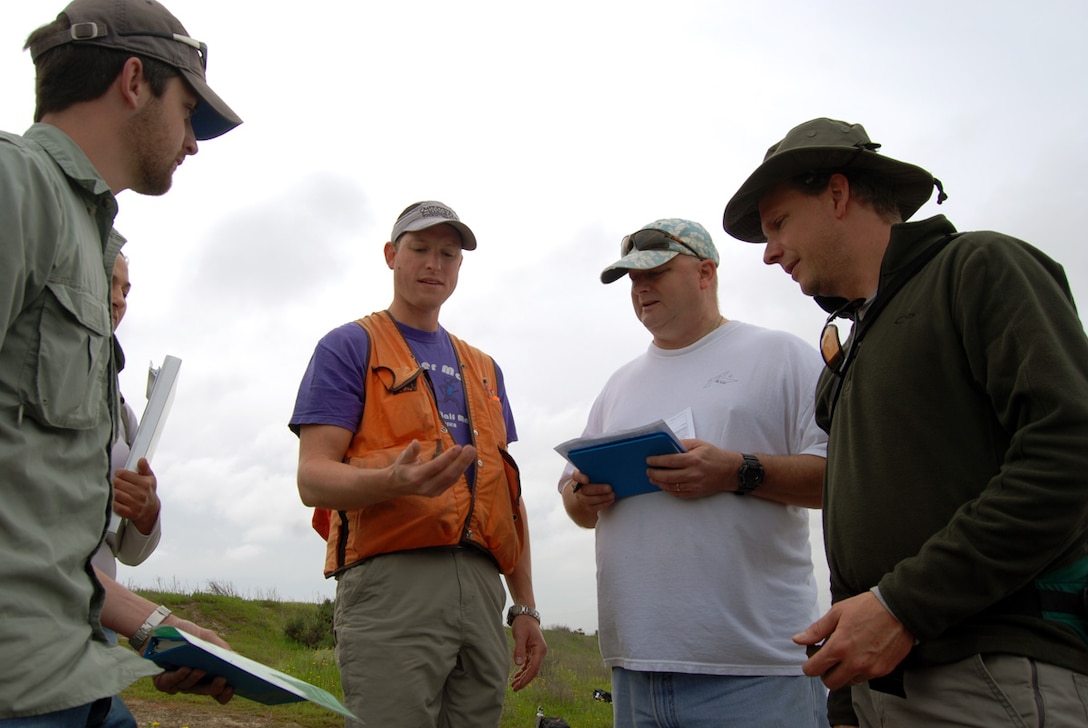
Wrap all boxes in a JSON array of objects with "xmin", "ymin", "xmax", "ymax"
[{"xmin": 1, "ymin": 0, "xmax": 241, "ymax": 723}]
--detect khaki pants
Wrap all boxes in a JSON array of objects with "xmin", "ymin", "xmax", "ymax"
[
  {"xmin": 852, "ymin": 654, "xmax": 1088, "ymax": 727},
  {"xmin": 333, "ymin": 548, "xmax": 508, "ymax": 728}
]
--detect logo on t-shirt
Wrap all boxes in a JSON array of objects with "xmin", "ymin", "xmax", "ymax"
[
  {"xmin": 704, "ymin": 371, "xmax": 739, "ymax": 388},
  {"xmin": 422, "ymin": 361, "xmax": 466, "ymax": 432}
]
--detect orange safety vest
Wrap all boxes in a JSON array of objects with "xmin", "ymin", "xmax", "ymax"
[{"xmin": 315, "ymin": 311, "xmax": 525, "ymax": 577}]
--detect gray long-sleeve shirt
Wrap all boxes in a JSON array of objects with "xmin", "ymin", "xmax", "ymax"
[{"xmin": 0, "ymin": 124, "xmax": 158, "ymax": 718}]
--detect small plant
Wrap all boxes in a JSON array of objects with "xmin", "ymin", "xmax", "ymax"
[
  {"xmin": 284, "ymin": 598, "xmax": 335, "ymax": 649},
  {"xmin": 204, "ymin": 580, "xmax": 240, "ymax": 598}
]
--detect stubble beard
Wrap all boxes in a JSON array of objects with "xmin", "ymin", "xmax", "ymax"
[{"xmin": 126, "ymin": 98, "xmax": 177, "ymax": 197}]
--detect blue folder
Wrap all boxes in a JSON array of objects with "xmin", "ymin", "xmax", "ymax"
[{"xmin": 567, "ymin": 430, "xmax": 685, "ymax": 499}]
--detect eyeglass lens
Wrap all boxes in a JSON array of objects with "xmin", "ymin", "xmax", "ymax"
[{"xmin": 821, "ymin": 322, "xmax": 845, "ymax": 371}]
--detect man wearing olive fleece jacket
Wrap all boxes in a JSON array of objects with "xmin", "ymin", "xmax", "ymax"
[{"xmin": 723, "ymin": 117, "xmax": 1088, "ymax": 727}]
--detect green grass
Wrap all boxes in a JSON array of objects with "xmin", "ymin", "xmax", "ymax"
[{"xmin": 121, "ymin": 588, "xmax": 612, "ymax": 727}]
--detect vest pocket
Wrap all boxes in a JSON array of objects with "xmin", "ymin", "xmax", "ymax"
[
  {"xmin": 497, "ymin": 447, "xmax": 525, "ymax": 569},
  {"xmin": 346, "ymin": 439, "xmax": 444, "ymax": 469}
]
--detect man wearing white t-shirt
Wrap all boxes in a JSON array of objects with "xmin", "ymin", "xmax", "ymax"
[{"xmin": 560, "ymin": 218, "xmax": 829, "ymax": 728}]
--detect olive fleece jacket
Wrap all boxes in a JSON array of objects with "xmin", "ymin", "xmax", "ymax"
[{"xmin": 815, "ymin": 215, "xmax": 1088, "ymax": 725}]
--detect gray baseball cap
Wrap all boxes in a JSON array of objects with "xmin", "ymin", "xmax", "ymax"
[
  {"xmin": 390, "ymin": 201, "xmax": 477, "ymax": 250},
  {"xmin": 28, "ymin": 0, "xmax": 242, "ymax": 140},
  {"xmin": 601, "ymin": 218, "xmax": 719, "ymax": 284},
  {"xmin": 723, "ymin": 118, "xmax": 943, "ymax": 243}
]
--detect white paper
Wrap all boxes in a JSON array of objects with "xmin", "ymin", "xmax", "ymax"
[
  {"xmin": 664, "ymin": 407, "xmax": 695, "ymax": 440},
  {"xmin": 554, "ymin": 408, "xmax": 695, "ymax": 463},
  {"xmin": 554, "ymin": 418, "xmax": 684, "ymax": 462}
]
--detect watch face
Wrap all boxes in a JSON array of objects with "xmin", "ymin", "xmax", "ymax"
[{"xmin": 738, "ymin": 455, "xmax": 764, "ymax": 493}]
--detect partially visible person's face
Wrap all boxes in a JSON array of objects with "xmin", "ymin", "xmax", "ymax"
[
  {"xmin": 385, "ymin": 224, "xmax": 464, "ymax": 314},
  {"xmin": 111, "ymin": 255, "xmax": 130, "ymax": 330},
  {"xmin": 126, "ymin": 76, "xmax": 200, "ymax": 196},
  {"xmin": 758, "ymin": 182, "xmax": 848, "ymax": 298},
  {"xmin": 627, "ymin": 253, "xmax": 708, "ymax": 347}
]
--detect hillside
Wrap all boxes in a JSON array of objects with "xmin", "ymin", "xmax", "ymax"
[{"xmin": 121, "ymin": 589, "xmax": 613, "ymax": 727}]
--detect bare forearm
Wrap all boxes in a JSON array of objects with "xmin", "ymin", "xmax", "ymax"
[
  {"xmin": 297, "ymin": 457, "xmax": 393, "ymax": 510},
  {"xmin": 297, "ymin": 428, "xmax": 476, "ymax": 510},
  {"xmin": 97, "ymin": 567, "xmax": 158, "ymax": 638},
  {"xmin": 505, "ymin": 500, "xmax": 547, "ymax": 691},
  {"xmin": 97, "ymin": 567, "xmax": 231, "ymax": 653},
  {"xmin": 296, "ymin": 424, "xmax": 397, "ymax": 510},
  {"xmin": 751, "ymin": 453, "xmax": 825, "ymax": 508},
  {"xmin": 504, "ymin": 502, "xmax": 538, "ymax": 607}
]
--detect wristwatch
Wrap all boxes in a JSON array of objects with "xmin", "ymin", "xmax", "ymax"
[
  {"xmin": 736, "ymin": 453, "xmax": 765, "ymax": 495},
  {"xmin": 129, "ymin": 604, "xmax": 172, "ymax": 651},
  {"xmin": 506, "ymin": 604, "xmax": 541, "ymax": 627}
]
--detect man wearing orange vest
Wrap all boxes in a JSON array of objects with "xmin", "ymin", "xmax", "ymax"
[{"xmin": 290, "ymin": 201, "xmax": 546, "ymax": 727}]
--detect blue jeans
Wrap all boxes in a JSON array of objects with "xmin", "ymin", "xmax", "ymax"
[
  {"xmin": 611, "ymin": 667, "xmax": 829, "ymax": 728},
  {"xmin": 0, "ymin": 696, "xmax": 136, "ymax": 728}
]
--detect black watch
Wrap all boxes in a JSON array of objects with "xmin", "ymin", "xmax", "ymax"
[{"xmin": 736, "ymin": 453, "xmax": 765, "ymax": 495}]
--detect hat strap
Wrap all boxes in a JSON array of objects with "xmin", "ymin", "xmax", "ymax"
[{"xmin": 933, "ymin": 177, "xmax": 949, "ymax": 205}]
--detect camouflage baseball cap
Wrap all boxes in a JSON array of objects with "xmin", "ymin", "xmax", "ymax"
[{"xmin": 601, "ymin": 218, "xmax": 719, "ymax": 284}]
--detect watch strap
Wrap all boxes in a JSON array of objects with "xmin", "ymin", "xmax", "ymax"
[
  {"xmin": 129, "ymin": 604, "xmax": 172, "ymax": 651},
  {"xmin": 736, "ymin": 453, "xmax": 765, "ymax": 495},
  {"xmin": 506, "ymin": 604, "xmax": 540, "ymax": 627}
]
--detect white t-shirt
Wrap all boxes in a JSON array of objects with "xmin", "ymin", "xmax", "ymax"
[{"xmin": 567, "ymin": 320, "xmax": 827, "ymax": 675}]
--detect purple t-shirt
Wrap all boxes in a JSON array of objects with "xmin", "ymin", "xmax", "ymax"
[{"xmin": 289, "ymin": 320, "xmax": 517, "ymax": 447}]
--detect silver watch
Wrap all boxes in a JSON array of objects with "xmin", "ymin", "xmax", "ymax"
[
  {"xmin": 506, "ymin": 604, "xmax": 540, "ymax": 626},
  {"xmin": 129, "ymin": 604, "xmax": 172, "ymax": 651}
]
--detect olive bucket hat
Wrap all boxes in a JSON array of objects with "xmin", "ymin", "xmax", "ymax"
[{"xmin": 722, "ymin": 118, "xmax": 946, "ymax": 243}]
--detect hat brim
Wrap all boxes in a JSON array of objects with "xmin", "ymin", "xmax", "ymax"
[
  {"xmin": 600, "ymin": 249, "xmax": 681, "ymax": 284},
  {"xmin": 181, "ymin": 67, "xmax": 242, "ymax": 141},
  {"xmin": 723, "ymin": 146, "xmax": 935, "ymax": 243}
]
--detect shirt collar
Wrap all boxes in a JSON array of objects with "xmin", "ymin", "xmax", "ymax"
[{"xmin": 24, "ymin": 123, "xmax": 115, "ymax": 201}]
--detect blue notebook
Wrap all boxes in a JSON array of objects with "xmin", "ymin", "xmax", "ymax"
[{"xmin": 561, "ymin": 424, "xmax": 685, "ymax": 499}]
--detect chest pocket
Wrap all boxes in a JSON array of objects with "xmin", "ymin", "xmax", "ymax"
[{"xmin": 18, "ymin": 279, "xmax": 111, "ymax": 430}]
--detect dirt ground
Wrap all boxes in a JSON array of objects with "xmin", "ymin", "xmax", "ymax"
[{"xmin": 125, "ymin": 698, "xmax": 316, "ymax": 728}]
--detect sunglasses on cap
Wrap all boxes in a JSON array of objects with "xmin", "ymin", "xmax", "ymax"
[
  {"xmin": 123, "ymin": 29, "xmax": 208, "ymax": 70},
  {"xmin": 621, "ymin": 229, "xmax": 702, "ymax": 259}
]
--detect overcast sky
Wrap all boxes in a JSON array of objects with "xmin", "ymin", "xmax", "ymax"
[{"xmin": 3, "ymin": 1, "xmax": 1086, "ymax": 633}]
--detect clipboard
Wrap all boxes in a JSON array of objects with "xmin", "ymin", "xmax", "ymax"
[{"xmin": 108, "ymin": 355, "xmax": 181, "ymax": 536}]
